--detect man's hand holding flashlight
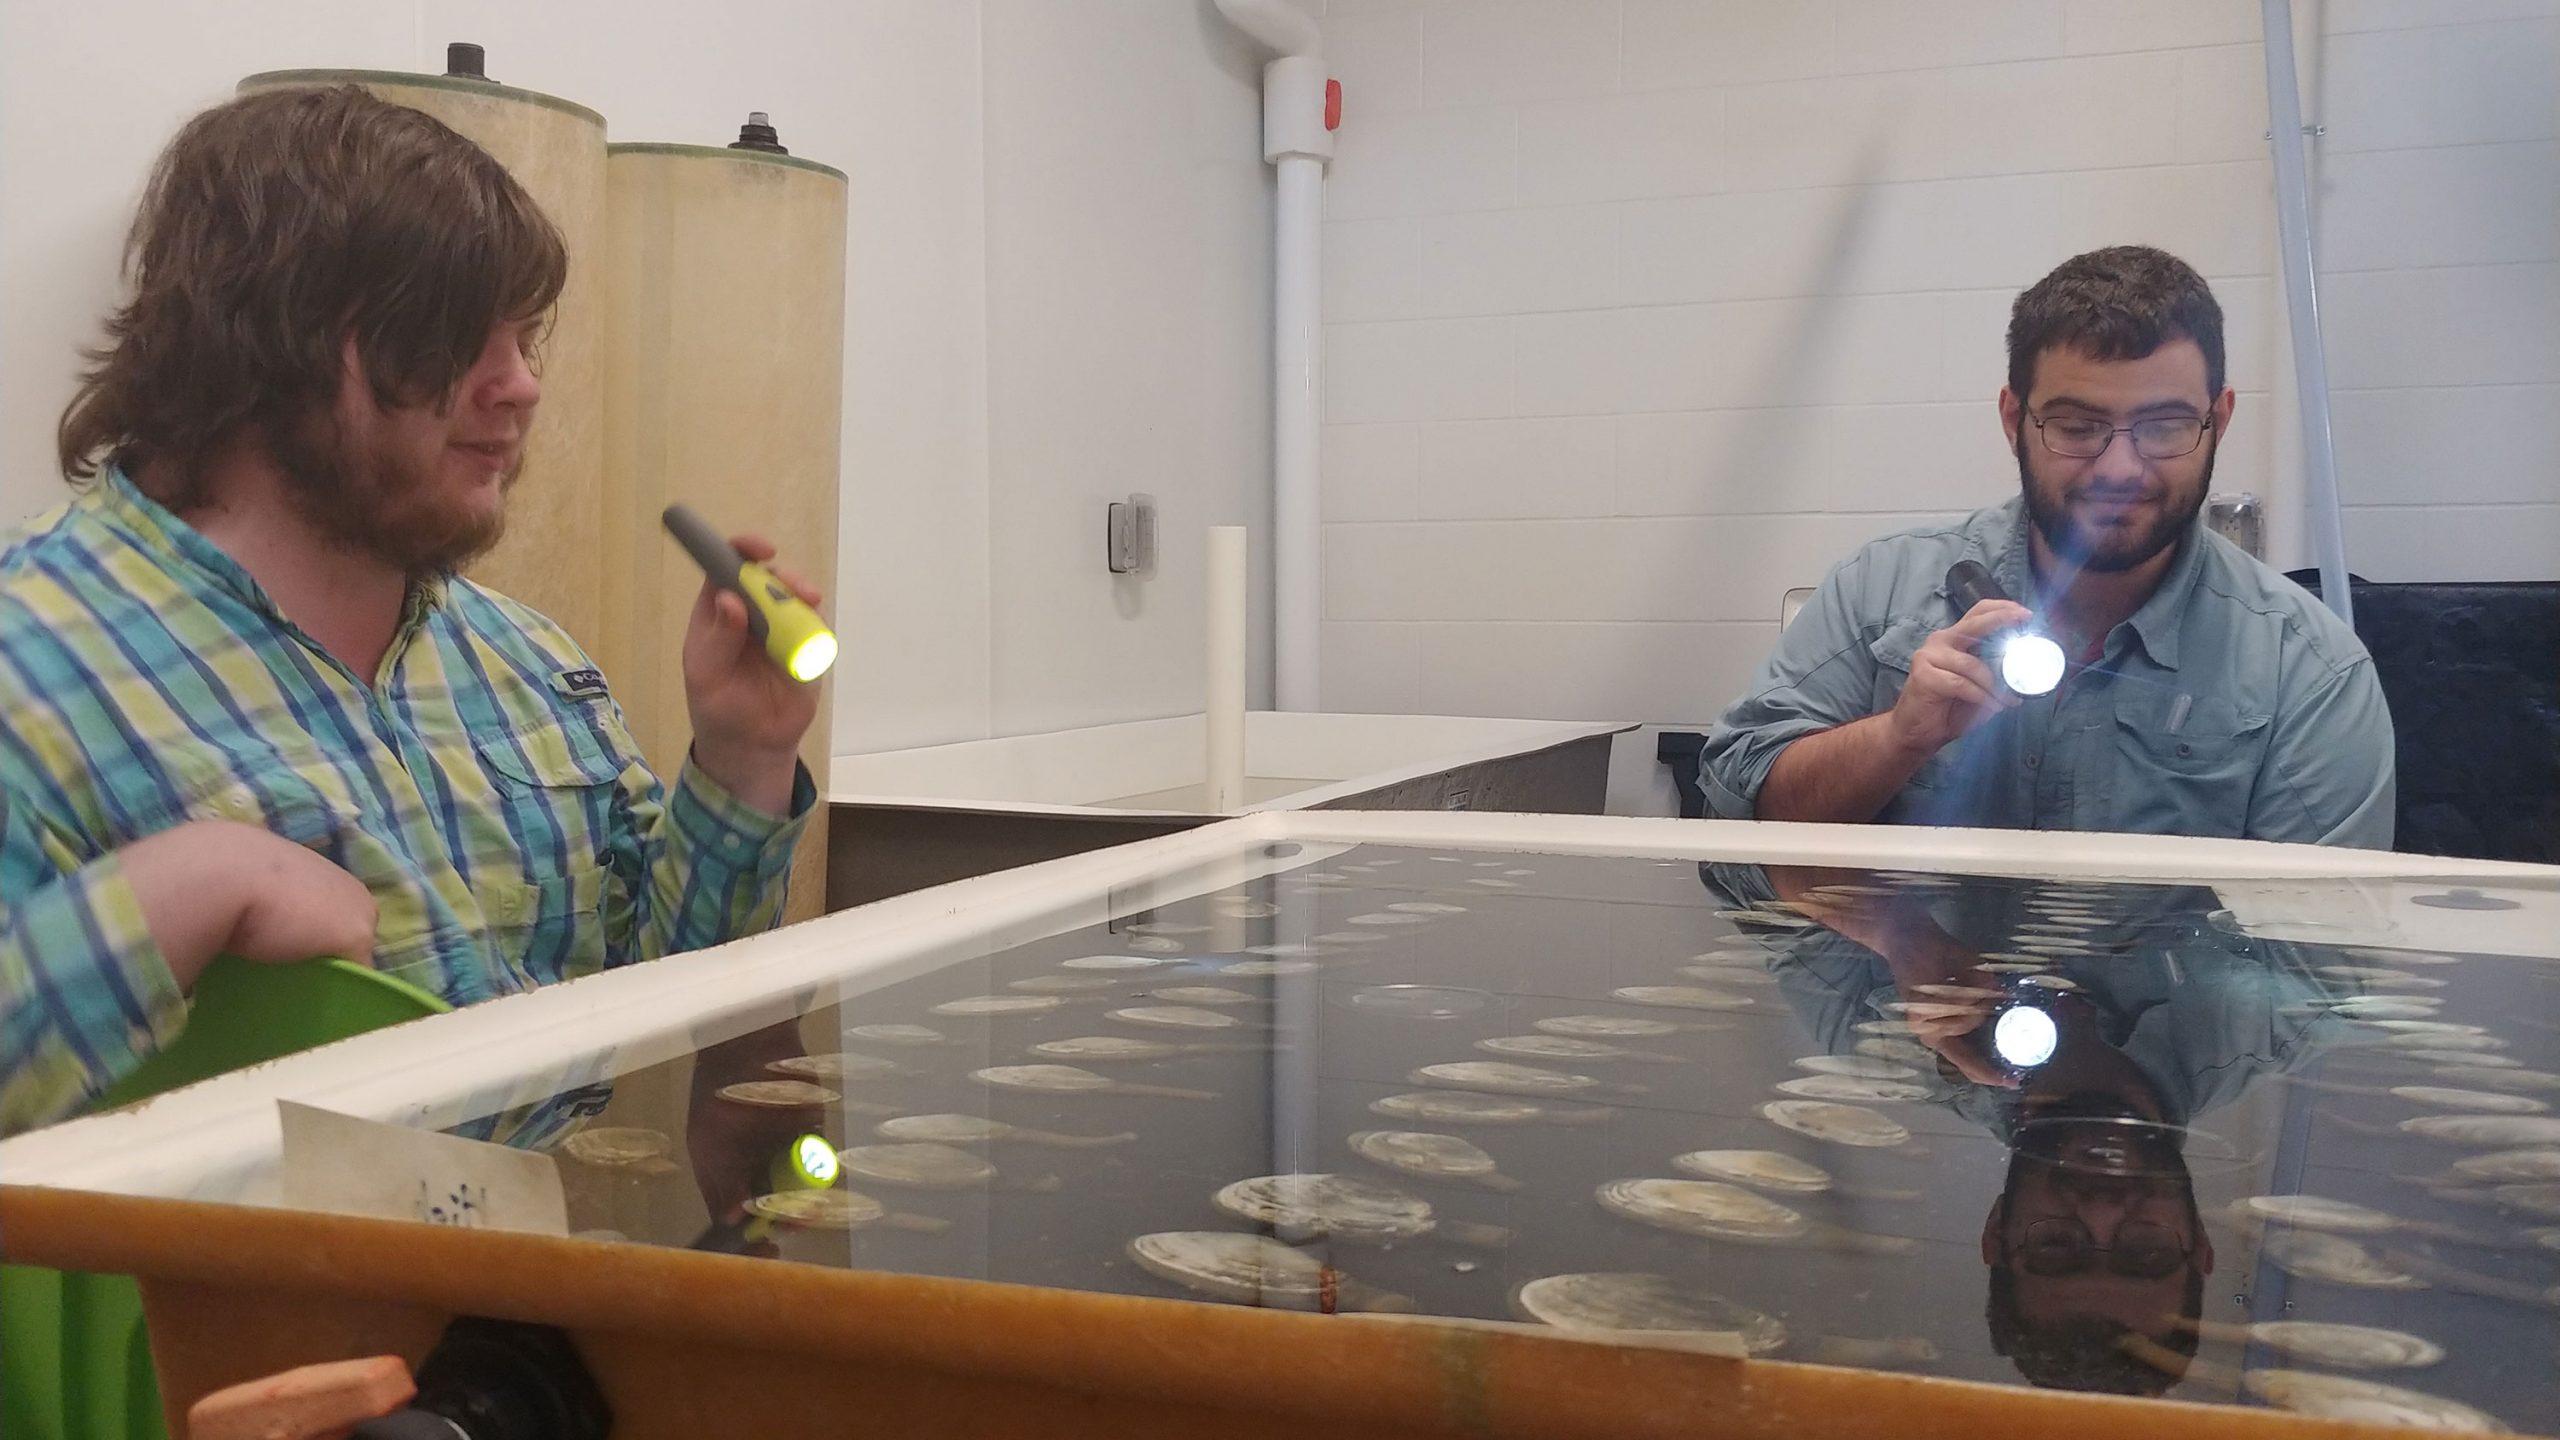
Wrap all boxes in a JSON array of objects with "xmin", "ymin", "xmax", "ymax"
[
  {"xmin": 684, "ymin": 531, "xmax": 824, "ymax": 818},
  {"xmin": 1886, "ymin": 598, "xmax": 2034, "ymax": 758}
]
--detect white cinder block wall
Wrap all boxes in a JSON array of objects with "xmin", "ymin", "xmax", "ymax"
[
  {"xmin": 1316, "ymin": 0, "xmax": 2560, "ymax": 748},
  {"xmin": 0, "ymin": 0, "xmax": 1274, "ymax": 762},
  {"xmin": 2316, "ymin": 2, "xmax": 2560, "ymax": 589}
]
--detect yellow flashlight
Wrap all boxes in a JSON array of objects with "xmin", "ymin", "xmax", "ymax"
[{"xmin": 662, "ymin": 504, "xmax": 838, "ymax": 682}]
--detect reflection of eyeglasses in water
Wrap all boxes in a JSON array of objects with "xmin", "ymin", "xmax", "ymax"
[
  {"xmin": 2017, "ymin": 1217, "xmax": 2191, "ymax": 1280},
  {"xmin": 2029, "ymin": 412, "xmax": 2211, "ymax": 460}
]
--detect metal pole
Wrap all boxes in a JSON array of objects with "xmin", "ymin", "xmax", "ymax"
[{"xmin": 2260, "ymin": 0, "xmax": 2355, "ymax": 625}]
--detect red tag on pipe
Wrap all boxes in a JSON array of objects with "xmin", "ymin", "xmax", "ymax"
[{"xmin": 1325, "ymin": 78, "xmax": 1342, "ymax": 130}]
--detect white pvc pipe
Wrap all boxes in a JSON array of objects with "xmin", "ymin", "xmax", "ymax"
[
  {"xmin": 1273, "ymin": 152, "xmax": 1324, "ymax": 711},
  {"xmin": 1213, "ymin": 0, "xmax": 1329, "ymax": 712},
  {"xmin": 2261, "ymin": 0, "xmax": 2355, "ymax": 626},
  {"xmin": 1207, "ymin": 525, "xmax": 1250, "ymax": 812}
]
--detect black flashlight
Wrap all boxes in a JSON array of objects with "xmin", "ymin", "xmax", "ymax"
[{"xmin": 1946, "ymin": 560, "xmax": 2066, "ymax": 697}]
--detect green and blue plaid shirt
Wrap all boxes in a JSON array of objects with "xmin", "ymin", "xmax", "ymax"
[{"xmin": 0, "ymin": 471, "xmax": 814, "ymax": 1134}]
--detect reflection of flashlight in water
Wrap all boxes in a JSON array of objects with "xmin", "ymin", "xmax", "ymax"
[
  {"xmin": 1993, "ymin": 1004, "xmax": 2059, "ymax": 1069},
  {"xmin": 781, "ymin": 1132, "xmax": 839, "ymax": 1191},
  {"xmin": 1947, "ymin": 559, "xmax": 2063, "ymax": 697}
]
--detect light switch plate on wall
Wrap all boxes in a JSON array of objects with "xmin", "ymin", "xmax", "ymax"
[{"xmin": 1106, "ymin": 493, "xmax": 1157, "ymax": 575}]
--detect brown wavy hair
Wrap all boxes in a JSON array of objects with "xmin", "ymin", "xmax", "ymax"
[{"xmin": 58, "ymin": 85, "xmax": 567, "ymax": 504}]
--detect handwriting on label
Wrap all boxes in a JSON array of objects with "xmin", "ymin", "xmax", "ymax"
[{"xmin": 418, "ymin": 1180, "xmax": 490, "ymax": 1228}]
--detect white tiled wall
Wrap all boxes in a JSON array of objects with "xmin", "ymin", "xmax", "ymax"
[
  {"xmin": 2317, "ymin": 8, "xmax": 2560, "ymax": 585},
  {"xmin": 1317, "ymin": 0, "xmax": 2560, "ymax": 737}
]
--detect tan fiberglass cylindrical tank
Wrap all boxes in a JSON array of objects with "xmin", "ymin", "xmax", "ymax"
[
  {"xmin": 238, "ymin": 55, "xmax": 613, "ymax": 674},
  {"xmin": 603, "ymin": 128, "xmax": 848, "ymax": 924}
]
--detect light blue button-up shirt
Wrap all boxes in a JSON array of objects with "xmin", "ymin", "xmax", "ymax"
[{"xmin": 1700, "ymin": 498, "xmax": 2396, "ymax": 849}]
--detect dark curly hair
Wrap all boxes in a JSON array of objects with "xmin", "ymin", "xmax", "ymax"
[{"xmin": 2007, "ymin": 245, "xmax": 2225, "ymax": 404}]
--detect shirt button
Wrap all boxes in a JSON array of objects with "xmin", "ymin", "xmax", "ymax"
[{"xmin": 2026, "ymin": 754, "xmax": 2041, "ymax": 769}]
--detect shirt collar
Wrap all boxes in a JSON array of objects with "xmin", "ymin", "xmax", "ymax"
[
  {"xmin": 2114, "ymin": 519, "xmax": 2207, "ymax": 671},
  {"xmin": 1981, "ymin": 495, "xmax": 2205, "ymax": 674},
  {"xmin": 97, "ymin": 467, "xmax": 282, "ymax": 618}
]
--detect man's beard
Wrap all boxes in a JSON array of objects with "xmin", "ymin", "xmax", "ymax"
[
  {"xmin": 272, "ymin": 412, "xmax": 514, "ymax": 581},
  {"xmin": 2016, "ymin": 432, "xmax": 2212, "ymax": 575}
]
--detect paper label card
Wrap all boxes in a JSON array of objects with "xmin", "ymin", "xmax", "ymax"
[{"xmin": 279, "ymin": 1101, "xmax": 569, "ymax": 1237}]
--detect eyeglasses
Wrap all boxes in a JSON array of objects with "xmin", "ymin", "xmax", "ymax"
[
  {"xmin": 2029, "ymin": 412, "xmax": 2212, "ymax": 460},
  {"xmin": 2015, "ymin": 1217, "xmax": 2192, "ymax": 1280}
]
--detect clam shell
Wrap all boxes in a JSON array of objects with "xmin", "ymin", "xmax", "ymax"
[
  {"xmin": 2492, "ymin": 1183, "xmax": 2560, "ymax": 1218},
  {"xmin": 1411, "ymin": 1062, "xmax": 1599, "ymax": 1096},
  {"xmin": 1596, "ymin": 1178, "xmax": 1809, "ymax": 1242},
  {"xmin": 2436, "ymin": 1067, "xmax": 2560, "ymax": 1093},
  {"xmin": 2401, "ymin": 1115, "xmax": 2560, "ymax": 1146},
  {"xmin": 1793, "ymin": 1055, "xmax": 1920, "ymax": 1080},
  {"xmin": 877, "ymin": 1113, "xmax": 1013, "ymax": 1144},
  {"xmin": 1031, "ymin": 1035, "xmax": 1189, "ymax": 1061},
  {"xmin": 1512, "ymin": 1273, "xmax": 1786, "ymax": 1355},
  {"xmin": 1761, "ymin": 1101, "xmax": 1908, "ymax": 1148},
  {"xmin": 745, "ymin": 1188, "xmax": 884, "ymax": 1230},
  {"xmin": 561, "ymin": 1127, "xmax": 672, "ymax": 1167},
  {"xmin": 1148, "ymin": 986, "xmax": 1261, "ymax": 1006},
  {"xmin": 1109, "ymin": 1005, "xmax": 1245, "ymax": 1031},
  {"xmin": 2391, "ymin": 1087, "xmax": 2549, "ymax": 1115},
  {"xmin": 1477, "ymin": 1035, "xmax": 1634, "ymax": 1062},
  {"xmin": 834, "ymin": 1142, "xmax": 996, "ymax": 1190},
  {"xmin": 715, "ymin": 1080, "xmax": 839, "ymax": 1108},
  {"xmin": 848, "ymin": 1024, "xmax": 947, "ymax": 1046},
  {"xmin": 768, "ymin": 1052, "xmax": 902, "ymax": 1082},
  {"xmin": 1129, "ymin": 1231, "xmax": 1387, "ymax": 1307},
  {"xmin": 2245, "ymin": 1371, "xmax": 2504, "ymax": 1432},
  {"xmin": 2244, "ymin": 1321, "xmax": 2445, "ymax": 1371},
  {"xmin": 1213, "ymin": 1173, "xmax": 1435, "ymax": 1241},
  {"xmin": 1611, "ymin": 985, "xmax": 1752, "ymax": 1012},
  {"xmin": 1349, "ymin": 1129, "xmax": 1502, "ymax": 1179},
  {"xmin": 1536, "ymin": 1014, "xmax": 1684, "ymax": 1039},
  {"xmin": 1671, "ymin": 1149, "xmax": 1832, "ymax": 1194},
  {"xmin": 972, "ymin": 1064, "xmax": 1115, "ymax": 1093},
  {"xmin": 1774, "ymin": 1075, "xmax": 1928, "ymax": 1103},
  {"xmin": 2260, "ymin": 1230, "xmax": 2423, "ymax": 1288},
  {"xmin": 2237, "ymin": 1195, "xmax": 2400, "ymax": 1233},
  {"xmin": 1369, "ymin": 1091, "xmax": 1598, "ymax": 1126},
  {"xmin": 1009, "ymin": 974, "xmax": 1123, "ymax": 993},
  {"xmin": 2450, "ymin": 1149, "xmax": 2560, "ymax": 1183},
  {"xmin": 929, "ymin": 994, "xmax": 1064, "ymax": 1016}
]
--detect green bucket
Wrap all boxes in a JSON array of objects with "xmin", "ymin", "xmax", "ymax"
[{"xmin": 4, "ymin": 956, "xmax": 448, "ymax": 1440}]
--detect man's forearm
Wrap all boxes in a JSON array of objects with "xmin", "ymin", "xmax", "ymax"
[{"xmin": 1754, "ymin": 714, "xmax": 1934, "ymax": 824}]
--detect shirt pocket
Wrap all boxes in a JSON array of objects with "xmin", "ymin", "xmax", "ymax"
[
  {"xmin": 2109, "ymin": 702, "xmax": 2270, "ymax": 839},
  {"xmin": 471, "ymin": 720, "xmax": 629, "ymax": 979}
]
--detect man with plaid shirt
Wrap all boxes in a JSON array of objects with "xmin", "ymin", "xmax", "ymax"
[{"xmin": 1, "ymin": 87, "xmax": 825, "ymax": 1134}]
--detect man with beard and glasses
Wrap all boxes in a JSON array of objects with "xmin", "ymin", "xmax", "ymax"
[
  {"xmin": 1699, "ymin": 246, "xmax": 2394, "ymax": 847},
  {"xmin": 0, "ymin": 88, "xmax": 822, "ymax": 1134}
]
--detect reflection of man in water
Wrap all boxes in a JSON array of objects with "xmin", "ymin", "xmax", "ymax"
[
  {"xmin": 1706, "ymin": 862, "xmax": 2339, "ymax": 1395},
  {"xmin": 1981, "ymin": 1011, "xmax": 2216, "ymax": 1395}
]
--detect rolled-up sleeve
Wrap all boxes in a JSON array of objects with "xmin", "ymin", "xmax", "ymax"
[
  {"xmin": 609, "ymin": 755, "xmax": 817, "ymax": 966},
  {"xmin": 2248, "ymin": 659, "xmax": 2396, "ymax": 850},
  {"xmin": 0, "ymin": 787, "xmax": 188, "ymax": 1134},
  {"xmin": 1698, "ymin": 556, "xmax": 1886, "ymax": 820}
]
